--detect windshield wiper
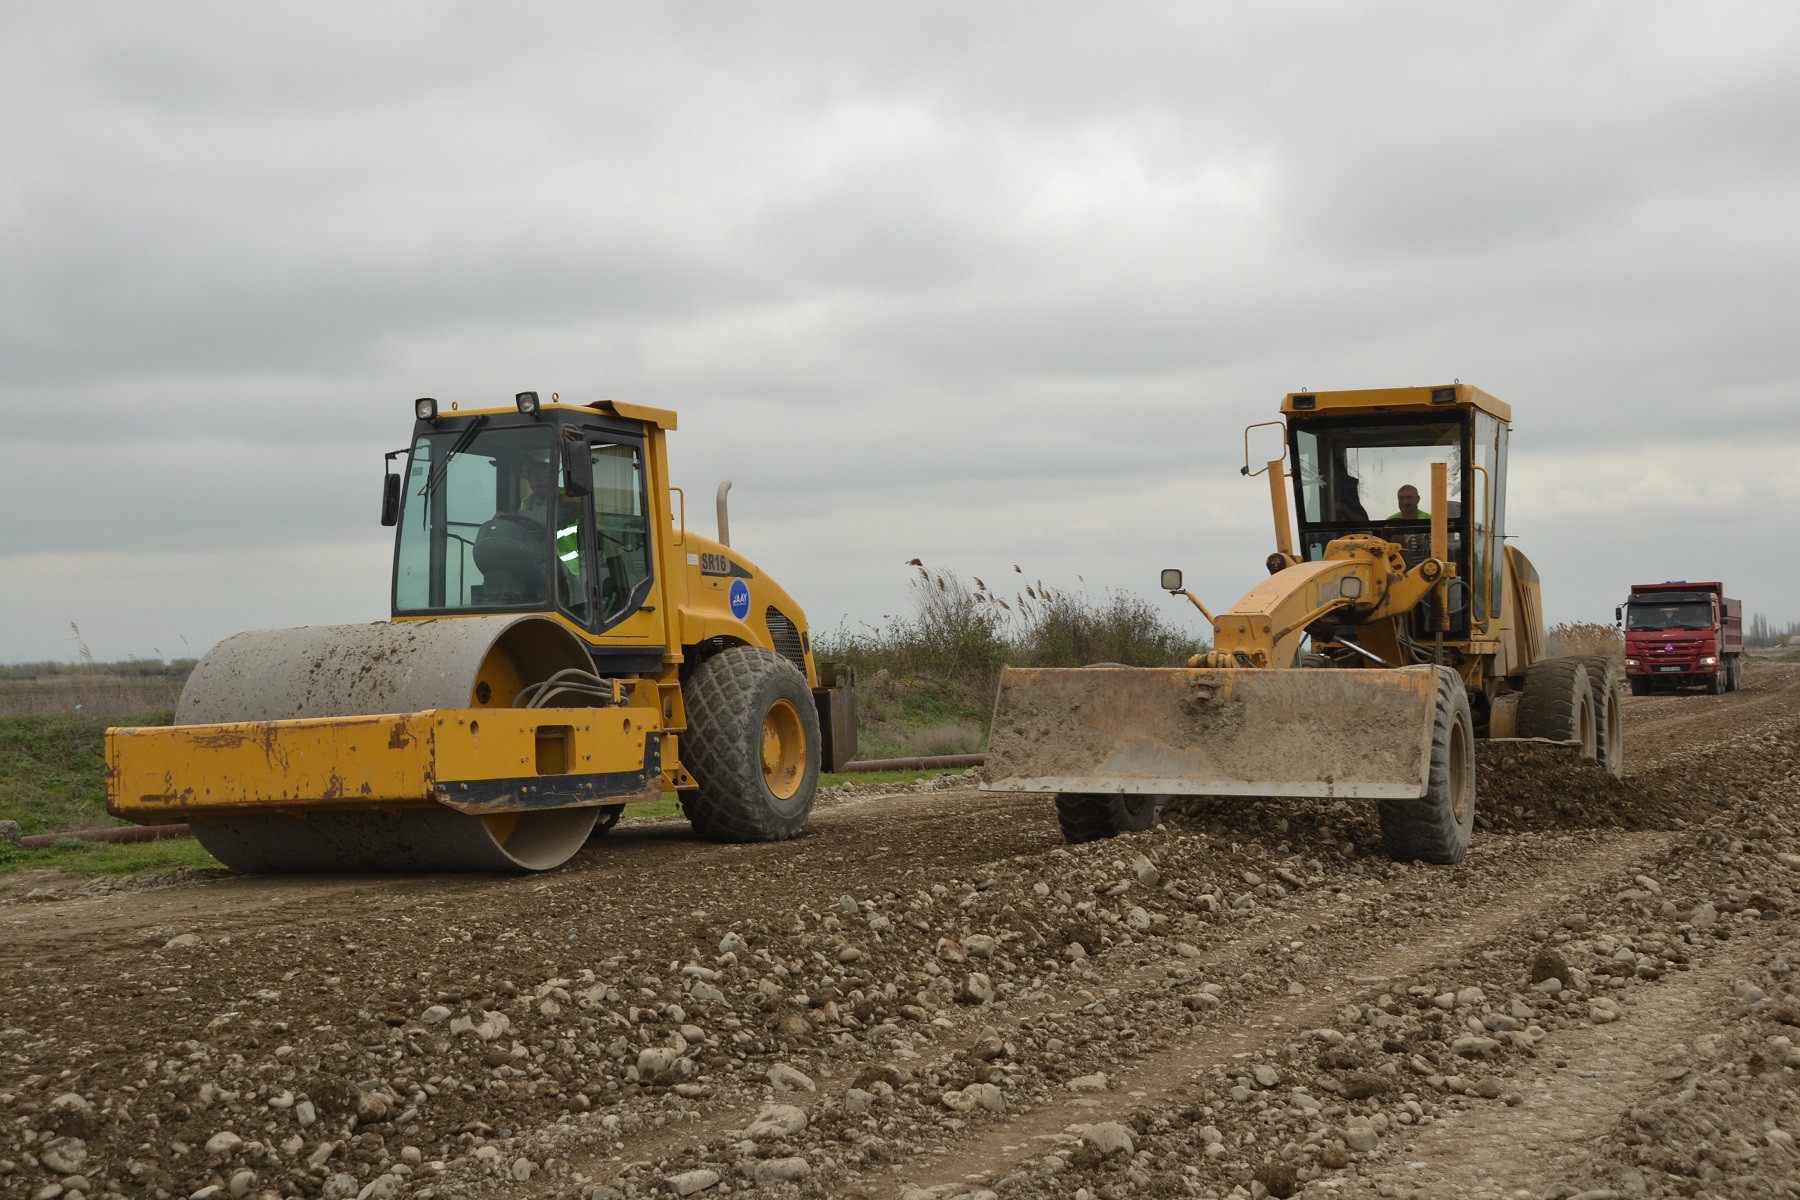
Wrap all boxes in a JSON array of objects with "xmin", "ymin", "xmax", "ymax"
[{"xmin": 420, "ymin": 415, "xmax": 489, "ymax": 499}]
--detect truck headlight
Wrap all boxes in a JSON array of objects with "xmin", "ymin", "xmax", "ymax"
[
  {"xmin": 1624, "ymin": 658, "xmax": 1639, "ymax": 667},
  {"xmin": 1700, "ymin": 656, "xmax": 1717, "ymax": 666}
]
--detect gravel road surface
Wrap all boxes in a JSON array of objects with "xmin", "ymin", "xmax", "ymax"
[{"xmin": 4, "ymin": 666, "xmax": 1797, "ymax": 1200}]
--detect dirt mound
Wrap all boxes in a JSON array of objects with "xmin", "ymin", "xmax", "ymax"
[{"xmin": 1476, "ymin": 741, "xmax": 1692, "ymax": 833}]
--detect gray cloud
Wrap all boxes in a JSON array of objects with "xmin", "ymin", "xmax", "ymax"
[{"xmin": 3, "ymin": 1, "xmax": 1798, "ymax": 662}]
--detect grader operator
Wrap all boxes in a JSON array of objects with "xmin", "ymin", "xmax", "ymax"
[
  {"xmin": 106, "ymin": 393, "xmax": 856, "ymax": 873},
  {"xmin": 983, "ymin": 383, "xmax": 1620, "ymax": 863}
]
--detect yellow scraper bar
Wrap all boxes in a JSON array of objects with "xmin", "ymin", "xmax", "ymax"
[{"xmin": 107, "ymin": 707, "xmax": 664, "ymax": 823}]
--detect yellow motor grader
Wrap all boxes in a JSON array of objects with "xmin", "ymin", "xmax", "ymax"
[
  {"xmin": 983, "ymin": 383, "xmax": 1619, "ymax": 863},
  {"xmin": 107, "ymin": 393, "xmax": 856, "ymax": 872}
]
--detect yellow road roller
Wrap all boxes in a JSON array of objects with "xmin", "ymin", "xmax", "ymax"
[
  {"xmin": 983, "ymin": 383, "xmax": 1620, "ymax": 863},
  {"xmin": 107, "ymin": 393, "xmax": 856, "ymax": 872}
]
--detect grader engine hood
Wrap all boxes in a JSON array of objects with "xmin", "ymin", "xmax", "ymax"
[{"xmin": 982, "ymin": 665, "xmax": 1442, "ymax": 800}]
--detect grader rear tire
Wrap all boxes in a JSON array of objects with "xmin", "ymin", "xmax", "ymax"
[
  {"xmin": 1518, "ymin": 658, "xmax": 1596, "ymax": 755},
  {"xmin": 1573, "ymin": 656, "xmax": 1625, "ymax": 777},
  {"xmin": 1376, "ymin": 666, "xmax": 1474, "ymax": 864},
  {"xmin": 1054, "ymin": 793, "xmax": 1160, "ymax": 844},
  {"xmin": 681, "ymin": 646, "xmax": 821, "ymax": 842}
]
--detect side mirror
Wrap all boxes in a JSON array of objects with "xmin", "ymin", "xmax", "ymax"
[
  {"xmin": 380, "ymin": 473, "xmax": 402, "ymax": 527},
  {"xmin": 561, "ymin": 437, "xmax": 594, "ymax": 498},
  {"xmin": 1614, "ymin": 605, "xmax": 1623, "ymax": 626},
  {"xmin": 1160, "ymin": 568, "xmax": 1183, "ymax": 593}
]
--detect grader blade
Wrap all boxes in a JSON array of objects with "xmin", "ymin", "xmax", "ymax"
[{"xmin": 981, "ymin": 665, "xmax": 1442, "ymax": 799}]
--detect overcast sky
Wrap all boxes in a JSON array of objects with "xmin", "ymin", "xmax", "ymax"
[{"xmin": 3, "ymin": 2, "xmax": 1797, "ymax": 664}]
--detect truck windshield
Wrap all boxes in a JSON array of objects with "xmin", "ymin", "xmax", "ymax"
[
  {"xmin": 1628, "ymin": 602, "xmax": 1711, "ymax": 631},
  {"xmin": 394, "ymin": 424, "xmax": 561, "ymax": 614}
]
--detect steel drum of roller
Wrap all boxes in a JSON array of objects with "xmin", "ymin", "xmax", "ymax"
[{"xmin": 176, "ymin": 615, "xmax": 603, "ymax": 873}]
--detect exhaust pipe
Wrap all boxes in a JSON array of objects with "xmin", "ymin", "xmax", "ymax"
[{"xmin": 716, "ymin": 480, "xmax": 733, "ymax": 547}]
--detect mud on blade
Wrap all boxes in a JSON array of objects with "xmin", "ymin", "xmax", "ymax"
[{"xmin": 981, "ymin": 666, "xmax": 1441, "ymax": 800}]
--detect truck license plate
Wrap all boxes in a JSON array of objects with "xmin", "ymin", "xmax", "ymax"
[{"xmin": 1658, "ymin": 666, "xmax": 1683, "ymax": 673}]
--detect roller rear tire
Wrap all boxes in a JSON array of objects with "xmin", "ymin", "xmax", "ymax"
[
  {"xmin": 1376, "ymin": 666, "xmax": 1474, "ymax": 864},
  {"xmin": 681, "ymin": 646, "xmax": 821, "ymax": 842},
  {"xmin": 1054, "ymin": 793, "xmax": 1160, "ymax": 844}
]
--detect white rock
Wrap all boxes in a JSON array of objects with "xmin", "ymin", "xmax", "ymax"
[
  {"xmin": 661, "ymin": 1168, "xmax": 719, "ymax": 1195},
  {"xmin": 1081, "ymin": 1121, "xmax": 1134, "ymax": 1157},
  {"xmin": 767, "ymin": 1063, "xmax": 815, "ymax": 1092},
  {"xmin": 744, "ymin": 1103, "xmax": 808, "ymax": 1140},
  {"xmin": 163, "ymin": 933, "xmax": 202, "ymax": 949},
  {"xmin": 38, "ymin": 1138, "xmax": 87, "ymax": 1174},
  {"xmin": 1066, "ymin": 1073, "xmax": 1109, "ymax": 1092},
  {"xmin": 960, "ymin": 934, "xmax": 998, "ymax": 959},
  {"xmin": 1253, "ymin": 1064, "xmax": 1280, "ymax": 1088},
  {"xmin": 296, "ymin": 1100, "xmax": 317, "ymax": 1128},
  {"xmin": 964, "ymin": 1082, "xmax": 1006, "ymax": 1113},
  {"xmin": 638, "ymin": 1047, "xmax": 681, "ymax": 1077},
  {"xmin": 961, "ymin": 973, "xmax": 996, "ymax": 1005},
  {"xmin": 420, "ymin": 1005, "xmax": 451, "ymax": 1025},
  {"xmin": 205, "ymin": 1131, "xmax": 242, "ymax": 1156},
  {"xmin": 448, "ymin": 1010, "xmax": 510, "ymax": 1040},
  {"xmin": 228, "ymin": 1170, "xmax": 256, "ymax": 1199},
  {"xmin": 510, "ymin": 1158, "xmax": 535, "ymax": 1182},
  {"xmin": 1125, "ymin": 906, "xmax": 1152, "ymax": 932},
  {"xmin": 358, "ymin": 1176, "xmax": 401, "ymax": 1200},
  {"xmin": 719, "ymin": 932, "xmax": 750, "ymax": 955},
  {"xmin": 1131, "ymin": 855, "xmax": 1160, "ymax": 886},
  {"xmin": 1344, "ymin": 1122, "xmax": 1380, "ymax": 1153},
  {"xmin": 755, "ymin": 1157, "xmax": 810, "ymax": 1184}
]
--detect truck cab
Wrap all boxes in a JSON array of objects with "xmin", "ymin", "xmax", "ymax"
[{"xmin": 1620, "ymin": 581, "xmax": 1743, "ymax": 695}]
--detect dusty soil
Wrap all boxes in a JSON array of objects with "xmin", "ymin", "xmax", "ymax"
[{"xmin": 4, "ymin": 667, "xmax": 1799, "ymax": 1200}]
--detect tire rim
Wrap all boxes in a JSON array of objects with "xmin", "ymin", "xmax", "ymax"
[
  {"xmin": 1449, "ymin": 715, "xmax": 1471, "ymax": 824},
  {"xmin": 760, "ymin": 699, "xmax": 806, "ymax": 800},
  {"xmin": 1122, "ymin": 796, "xmax": 1155, "ymax": 820}
]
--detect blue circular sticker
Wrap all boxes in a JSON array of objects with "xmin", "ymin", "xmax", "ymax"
[{"xmin": 728, "ymin": 578, "xmax": 751, "ymax": 620}]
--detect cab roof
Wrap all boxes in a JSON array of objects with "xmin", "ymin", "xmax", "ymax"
[
  {"xmin": 1280, "ymin": 383, "xmax": 1511, "ymax": 424},
  {"xmin": 436, "ymin": 398, "xmax": 678, "ymax": 430}
]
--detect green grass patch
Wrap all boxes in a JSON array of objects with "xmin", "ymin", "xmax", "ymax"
[
  {"xmin": 0, "ymin": 711, "xmax": 173, "ymax": 836},
  {"xmin": 0, "ymin": 834, "xmax": 218, "ymax": 880}
]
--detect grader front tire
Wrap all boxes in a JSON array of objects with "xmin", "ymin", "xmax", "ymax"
[
  {"xmin": 1376, "ymin": 666, "xmax": 1475, "ymax": 865},
  {"xmin": 681, "ymin": 646, "xmax": 821, "ymax": 842},
  {"xmin": 1054, "ymin": 793, "xmax": 1160, "ymax": 844}
]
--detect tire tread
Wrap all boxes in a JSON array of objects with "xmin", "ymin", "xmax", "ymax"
[{"xmin": 681, "ymin": 646, "xmax": 820, "ymax": 842}]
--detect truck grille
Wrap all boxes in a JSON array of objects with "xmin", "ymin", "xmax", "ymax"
[{"xmin": 765, "ymin": 607, "xmax": 806, "ymax": 675}]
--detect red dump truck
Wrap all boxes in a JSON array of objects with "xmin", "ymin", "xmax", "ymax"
[{"xmin": 1619, "ymin": 581, "xmax": 1743, "ymax": 695}]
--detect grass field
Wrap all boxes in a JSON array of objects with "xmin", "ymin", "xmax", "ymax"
[{"xmin": 0, "ymin": 708, "xmax": 964, "ymax": 882}]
